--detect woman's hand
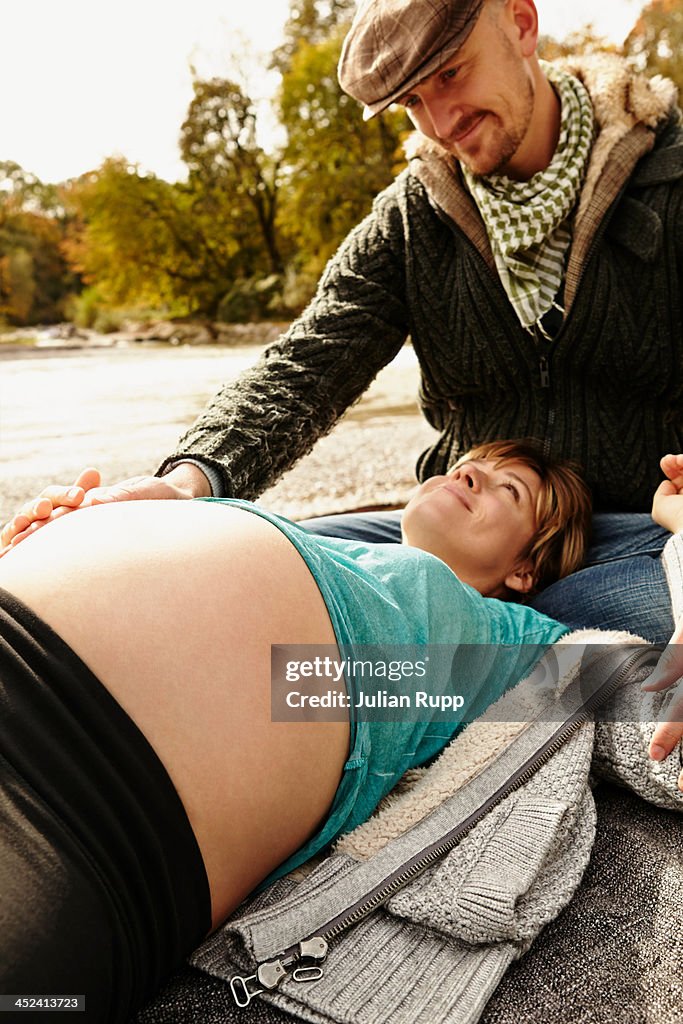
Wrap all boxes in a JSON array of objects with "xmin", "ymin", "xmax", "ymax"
[
  {"xmin": 0, "ymin": 468, "xmax": 101, "ymax": 557},
  {"xmin": 652, "ymin": 453, "xmax": 683, "ymax": 534},
  {"xmin": 642, "ymin": 617, "xmax": 683, "ymax": 792}
]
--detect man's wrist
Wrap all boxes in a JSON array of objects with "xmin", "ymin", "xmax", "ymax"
[{"xmin": 160, "ymin": 460, "xmax": 216, "ymax": 498}]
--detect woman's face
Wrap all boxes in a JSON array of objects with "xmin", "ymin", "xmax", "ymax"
[{"xmin": 401, "ymin": 458, "xmax": 541, "ymax": 597}]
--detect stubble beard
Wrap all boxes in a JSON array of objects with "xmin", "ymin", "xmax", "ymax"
[
  {"xmin": 455, "ymin": 22, "xmax": 536, "ymax": 177},
  {"xmin": 456, "ymin": 78, "xmax": 535, "ymax": 177}
]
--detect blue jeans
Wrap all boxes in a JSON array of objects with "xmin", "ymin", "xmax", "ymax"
[{"xmin": 301, "ymin": 511, "xmax": 674, "ymax": 643}]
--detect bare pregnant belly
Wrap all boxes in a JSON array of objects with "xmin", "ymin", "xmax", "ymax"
[{"xmin": 0, "ymin": 500, "xmax": 349, "ymax": 926}]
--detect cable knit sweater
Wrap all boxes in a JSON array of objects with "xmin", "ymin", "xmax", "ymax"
[
  {"xmin": 192, "ymin": 533, "xmax": 683, "ymax": 1024},
  {"xmin": 161, "ymin": 56, "xmax": 683, "ymax": 513}
]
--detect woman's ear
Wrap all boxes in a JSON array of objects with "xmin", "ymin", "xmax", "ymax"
[{"xmin": 504, "ymin": 561, "xmax": 536, "ymax": 595}]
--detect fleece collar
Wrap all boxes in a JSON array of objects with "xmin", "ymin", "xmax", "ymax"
[{"xmin": 557, "ymin": 54, "xmax": 679, "ymax": 220}]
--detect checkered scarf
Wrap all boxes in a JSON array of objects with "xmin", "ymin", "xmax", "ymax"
[{"xmin": 463, "ymin": 64, "xmax": 595, "ymax": 333}]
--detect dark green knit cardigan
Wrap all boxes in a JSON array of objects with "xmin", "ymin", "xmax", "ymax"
[{"xmin": 162, "ymin": 118, "xmax": 683, "ymax": 513}]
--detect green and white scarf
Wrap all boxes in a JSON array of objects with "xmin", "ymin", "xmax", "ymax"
[{"xmin": 463, "ymin": 63, "xmax": 595, "ymax": 334}]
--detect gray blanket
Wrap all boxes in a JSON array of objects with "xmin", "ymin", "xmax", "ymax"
[{"xmin": 132, "ymin": 783, "xmax": 683, "ymax": 1024}]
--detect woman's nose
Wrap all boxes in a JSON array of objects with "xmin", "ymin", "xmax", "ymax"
[{"xmin": 455, "ymin": 467, "xmax": 481, "ymax": 491}]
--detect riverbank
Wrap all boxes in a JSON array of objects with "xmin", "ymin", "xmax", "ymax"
[{"xmin": 0, "ymin": 319, "xmax": 289, "ymax": 354}]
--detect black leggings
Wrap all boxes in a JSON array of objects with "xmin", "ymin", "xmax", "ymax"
[{"xmin": 0, "ymin": 588, "xmax": 212, "ymax": 1022}]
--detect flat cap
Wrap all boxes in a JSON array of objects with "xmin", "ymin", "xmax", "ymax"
[{"xmin": 338, "ymin": 0, "xmax": 485, "ymax": 120}]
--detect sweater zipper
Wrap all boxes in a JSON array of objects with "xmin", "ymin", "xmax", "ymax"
[
  {"xmin": 537, "ymin": 346, "xmax": 554, "ymax": 457},
  {"xmin": 432, "ymin": 207, "xmax": 560, "ymax": 454},
  {"xmin": 532, "ymin": 182, "xmax": 627, "ymax": 458},
  {"xmin": 230, "ymin": 645, "xmax": 659, "ymax": 1008}
]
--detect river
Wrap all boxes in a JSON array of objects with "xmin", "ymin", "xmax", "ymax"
[{"xmin": 0, "ymin": 342, "xmax": 437, "ymax": 525}]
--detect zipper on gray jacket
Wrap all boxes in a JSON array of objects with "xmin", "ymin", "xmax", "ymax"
[{"xmin": 230, "ymin": 645, "xmax": 660, "ymax": 1008}]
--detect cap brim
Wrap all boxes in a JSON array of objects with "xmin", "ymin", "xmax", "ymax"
[{"xmin": 345, "ymin": 4, "xmax": 483, "ymax": 124}]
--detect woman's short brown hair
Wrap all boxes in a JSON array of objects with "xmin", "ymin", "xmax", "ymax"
[{"xmin": 453, "ymin": 439, "xmax": 592, "ymax": 595}]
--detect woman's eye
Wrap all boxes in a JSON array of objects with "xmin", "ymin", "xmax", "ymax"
[
  {"xmin": 402, "ymin": 94, "xmax": 420, "ymax": 109},
  {"xmin": 504, "ymin": 482, "xmax": 520, "ymax": 502},
  {"xmin": 443, "ymin": 67, "xmax": 459, "ymax": 82}
]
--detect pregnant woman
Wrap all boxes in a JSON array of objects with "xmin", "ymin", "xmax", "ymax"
[{"xmin": 0, "ymin": 439, "xmax": 619, "ymax": 1022}]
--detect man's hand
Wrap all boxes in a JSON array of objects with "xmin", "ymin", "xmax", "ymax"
[
  {"xmin": 652, "ymin": 453, "xmax": 683, "ymax": 534},
  {"xmin": 642, "ymin": 617, "xmax": 683, "ymax": 793},
  {"xmin": 0, "ymin": 462, "xmax": 212, "ymax": 557}
]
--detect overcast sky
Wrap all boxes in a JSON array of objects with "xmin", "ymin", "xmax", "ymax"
[{"xmin": 0, "ymin": 0, "xmax": 644, "ymax": 184}]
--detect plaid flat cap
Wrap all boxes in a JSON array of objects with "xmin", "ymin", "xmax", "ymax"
[{"xmin": 338, "ymin": 0, "xmax": 484, "ymax": 119}]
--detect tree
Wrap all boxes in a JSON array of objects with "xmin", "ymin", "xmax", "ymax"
[
  {"xmin": 0, "ymin": 162, "xmax": 75, "ymax": 325},
  {"xmin": 62, "ymin": 158, "xmax": 238, "ymax": 317},
  {"xmin": 538, "ymin": 25, "xmax": 619, "ymax": 61},
  {"xmin": 60, "ymin": 78, "xmax": 291, "ymax": 323},
  {"xmin": 277, "ymin": 27, "xmax": 408, "ymax": 290},
  {"xmin": 624, "ymin": 0, "xmax": 683, "ymax": 96},
  {"xmin": 180, "ymin": 78, "xmax": 285, "ymax": 278},
  {"xmin": 0, "ymin": 161, "xmax": 61, "ymax": 216},
  {"xmin": 62, "ymin": 93, "xmax": 289, "ymax": 323},
  {"xmin": 0, "ymin": 249, "xmax": 34, "ymax": 323},
  {"xmin": 271, "ymin": 0, "xmax": 357, "ymax": 74}
]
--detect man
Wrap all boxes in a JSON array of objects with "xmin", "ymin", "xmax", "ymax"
[{"xmin": 3, "ymin": 0, "xmax": 683, "ymax": 642}]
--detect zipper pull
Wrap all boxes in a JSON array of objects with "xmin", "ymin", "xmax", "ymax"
[
  {"xmin": 299, "ymin": 936, "xmax": 328, "ymax": 959},
  {"xmin": 539, "ymin": 356, "xmax": 551, "ymax": 388},
  {"xmin": 230, "ymin": 936, "xmax": 328, "ymax": 1007},
  {"xmin": 292, "ymin": 936, "xmax": 328, "ymax": 980},
  {"xmin": 230, "ymin": 959, "xmax": 287, "ymax": 1008}
]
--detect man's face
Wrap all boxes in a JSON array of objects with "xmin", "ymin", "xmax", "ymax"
[
  {"xmin": 398, "ymin": 2, "xmax": 536, "ymax": 177},
  {"xmin": 401, "ymin": 457, "xmax": 541, "ymax": 597}
]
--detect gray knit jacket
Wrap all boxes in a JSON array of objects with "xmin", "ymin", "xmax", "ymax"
[
  {"xmin": 191, "ymin": 533, "xmax": 683, "ymax": 1024},
  {"xmin": 161, "ymin": 56, "xmax": 683, "ymax": 513}
]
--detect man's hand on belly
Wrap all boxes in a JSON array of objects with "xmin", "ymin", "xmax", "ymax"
[{"xmin": 0, "ymin": 463, "xmax": 211, "ymax": 557}]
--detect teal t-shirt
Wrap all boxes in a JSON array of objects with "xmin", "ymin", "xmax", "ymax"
[{"xmin": 202, "ymin": 498, "xmax": 569, "ymax": 879}]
